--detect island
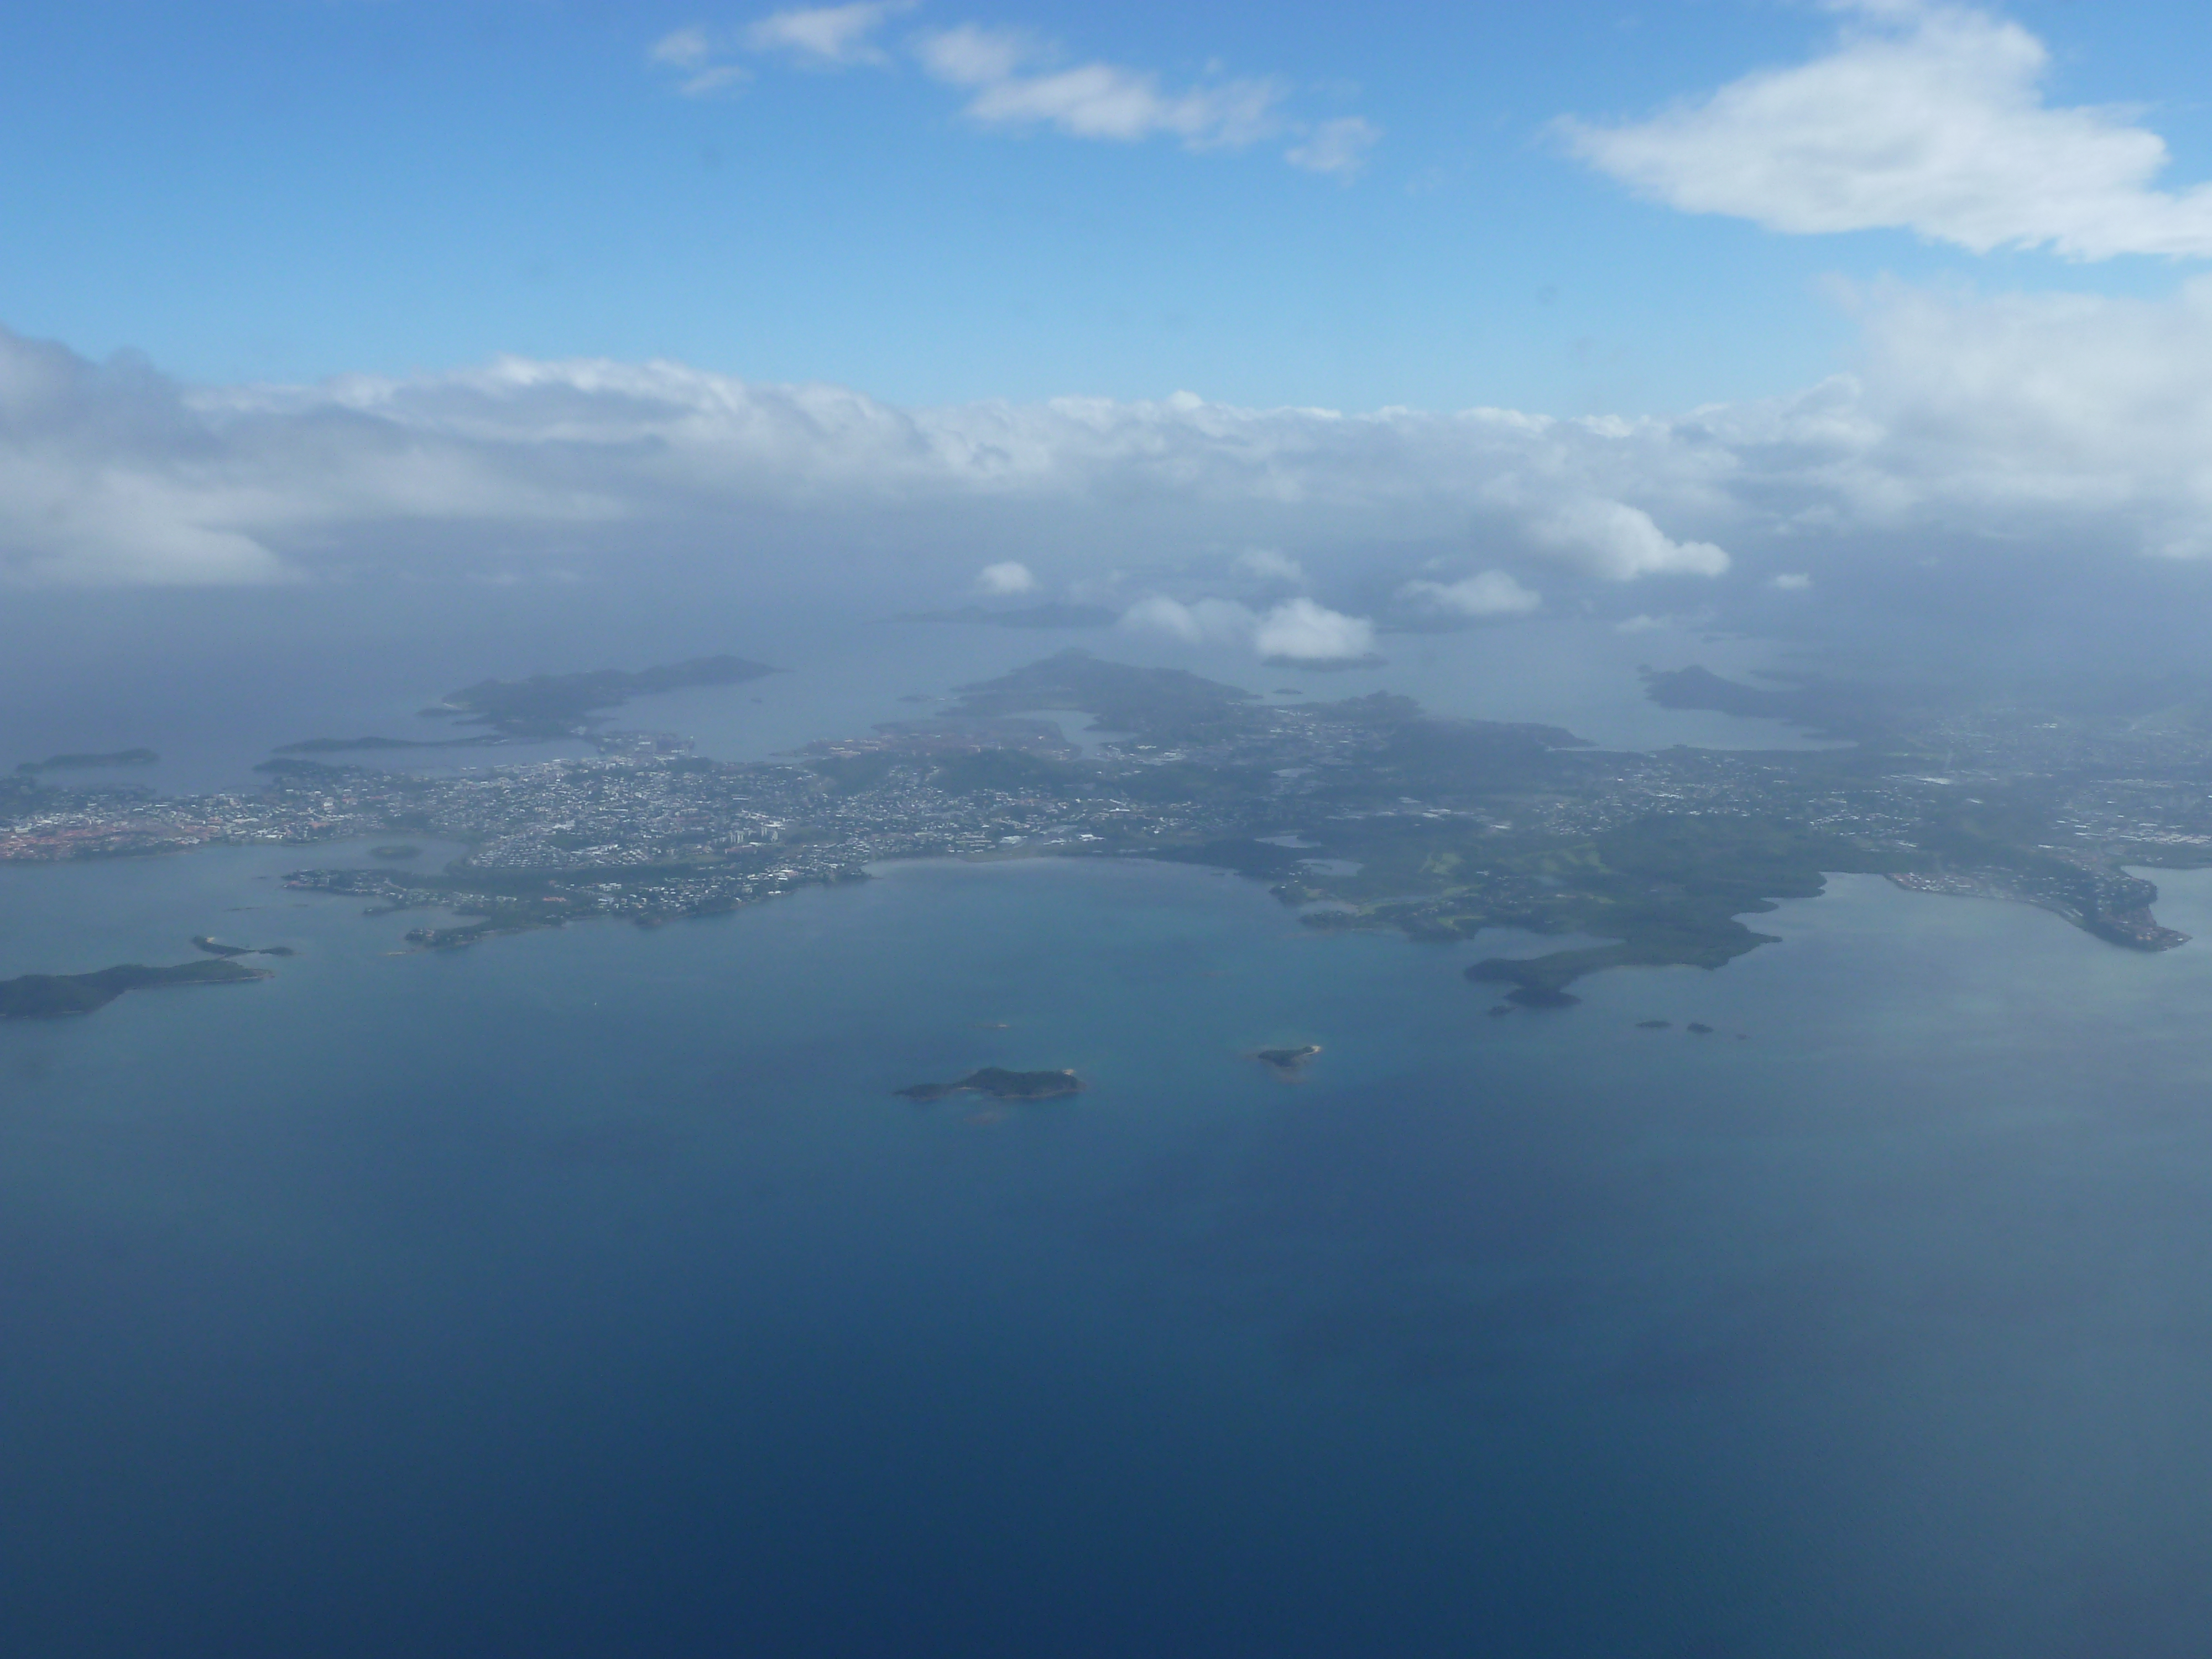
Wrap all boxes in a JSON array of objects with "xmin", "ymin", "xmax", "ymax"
[
  {"xmin": 1253, "ymin": 1044, "xmax": 1322, "ymax": 1079},
  {"xmin": 192, "ymin": 936, "xmax": 296, "ymax": 958},
  {"xmin": 1, "ymin": 959, "xmax": 273, "ymax": 1019},
  {"xmin": 426, "ymin": 655, "xmax": 780, "ymax": 739},
  {"xmin": 895, "ymin": 1067, "xmax": 1085, "ymax": 1102},
  {"xmin": 269, "ymin": 655, "xmax": 782, "ymax": 755},
  {"xmin": 6, "ymin": 646, "xmax": 2208, "ymax": 1014}
]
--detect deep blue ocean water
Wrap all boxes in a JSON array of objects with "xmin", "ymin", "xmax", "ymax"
[{"xmin": 7, "ymin": 831, "xmax": 2212, "ymax": 1657}]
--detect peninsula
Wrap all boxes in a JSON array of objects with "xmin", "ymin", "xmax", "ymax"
[
  {"xmin": 0, "ymin": 959, "xmax": 273, "ymax": 1019},
  {"xmin": 7, "ymin": 648, "xmax": 2208, "ymax": 1010}
]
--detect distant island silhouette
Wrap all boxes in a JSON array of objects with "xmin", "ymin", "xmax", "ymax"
[
  {"xmin": 1, "ymin": 959, "xmax": 272, "ymax": 1019},
  {"xmin": 1253, "ymin": 1044, "xmax": 1322, "ymax": 1080},
  {"xmin": 896, "ymin": 1067, "xmax": 1084, "ymax": 1102},
  {"xmin": 192, "ymin": 936, "xmax": 296, "ymax": 959}
]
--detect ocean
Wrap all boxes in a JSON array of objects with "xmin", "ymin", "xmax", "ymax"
[
  {"xmin": 4, "ymin": 620, "xmax": 2211, "ymax": 1656},
  {"xmin": 7, "ymin": 827, "xmax": 2212, "ymax": 1655}
]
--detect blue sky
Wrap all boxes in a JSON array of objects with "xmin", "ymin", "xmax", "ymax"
[
  {"xmin": 7, "ymin": 0, "xmax": 2212, "ymax": 415},
  {"xmin": 13, "ymin": 0, "xmax": 2212, "ymax": 625}
]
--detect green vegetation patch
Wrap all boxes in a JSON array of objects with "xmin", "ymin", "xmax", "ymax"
[
  {"xmin": 1458, "ymin": 813, "xmax": 1905, "ymax": 1000},
  {"xmin": 931, "ymin": 749, "xmax": 1085, "ymax": 797},
  {"xmin": 0, "ymin": 959, "xmax": 272, "ymax": 1019}
]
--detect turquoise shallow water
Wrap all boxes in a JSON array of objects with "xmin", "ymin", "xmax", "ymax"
[{"xmin": 5, "ymin": 847, "xmax": 2212, "ymax": 1656}]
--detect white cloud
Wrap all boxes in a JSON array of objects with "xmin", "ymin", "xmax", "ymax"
[
  {"xmin": 1559, "ymin": 1, "xmax": 2212, "ymax": 259},
  {"xmin": 1121, "ymin": 594, "xmax": 1207, "ymax": 643},
  {"xmin": 686, "ymin": 18, "xmax": 1364, "ymax": 170},
  {"xmin": 1120, "ymin": 594, "xmax": 1260, "ymax": 646},
  {"xmin": 1525, "ymin": 497, "xmax": 1730, "ymax": 580},
  {"xmin": 0, "ymin": 324, "xmax": 1741, "ymax": 587},
  {"xmin": 1801, "ymin": 276, "xmax": 2212, "ymax": 555},
  {"xmin": 650, "ymin": 26, "xmax": 713, "ymax": 66},
  {"xmin": 0, "ymin": 330, "xmax": 619, "ymax": 586},
  {"xmin": 1770, "ymin": 571, "xmax": 1813, "ymax": 591},
  {"xmin": 915, "ymin": 25, "xmax": 1284, "ymax": 148},
  {"xmin": 912, "ymin": 23, "xmax": 1030, "ymax": 88},
  {"xmin": 1122, "ymin": 594, "xmax": 1375, "ymax": 660},
  {"xmin": 745, "ymin": 2, "xmax": 912, "ymax": 67},
  {"xmin": 1286, "ymin": 117, "xmax": 1380, "ymax": 180},
  {"xmin": 1400, "ymin": 569, "xmax": 1542, "ymax": 617},
  {"xmin": 30, "ymin": 276, "xmax": 2212, "ymax": 589},
  {"xmin": 650, "ymin": 4, "xmax": 909, "ymax": 93},
  {"xmin": 649, "ymin": 27, "xmax": 752, "ymax": 96},
  {"xmin": 1253, "ymin": 597, "xmax": 1375, "ymax": 661},
  {"xmin": 1234, "ymin": 546, "xmax": 1305, "ymax": 583},
  {"xmin": 977, "ymin": 559, "xmax": 1036, "ymax": 593}
]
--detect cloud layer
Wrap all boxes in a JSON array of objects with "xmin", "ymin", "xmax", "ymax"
[
  {"xmin": 1561, "ymin": 1, "xmax": 2212, "ymax": 259},
  {"xmin": 0, "ymin": 324, "xmax": 1752, "ymax": 589},
  {"xmin": 17, "ymin": 276, "xmax": 2212, "ymax": 598}
]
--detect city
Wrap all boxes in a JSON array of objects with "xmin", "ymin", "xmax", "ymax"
[{"xmin": 9, "ymin": 650, "xmax": 2212, "ymax": 991}]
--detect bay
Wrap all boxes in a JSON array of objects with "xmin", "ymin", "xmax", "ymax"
[{"xmin": 4, "ymin": 840, "xmax": 2212, "ymax": 1656}]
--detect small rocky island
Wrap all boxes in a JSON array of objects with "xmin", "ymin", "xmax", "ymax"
[
  {"xmin": 1253, "ymin": 1044, "xmax": 1322, "ymax": 1080},
  {"xmin": 895, "ymin": 1067, "xmax": 1084, "ymax": 1102},
  {"xmin": 192, "ymin": 936, "xmax": 297, "ymax": 958},
  {"xmin": 1, "ymin": 959, "xmax": 273, "ymax": 1019}
]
